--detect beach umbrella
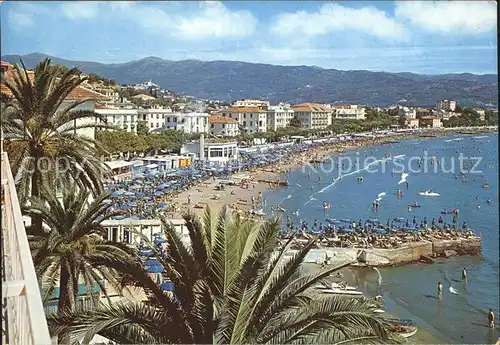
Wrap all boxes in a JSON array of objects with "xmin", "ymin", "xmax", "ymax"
[
  {"xmin": 160, "ymin": 281, "xmax": 175, "ymax": 292},
  {"xmin": 393, "ymin": 217, "xmax": 405, "ymax": 223},
  {"xmin": 124, "ymin": 191, "xmax": 135, "ymax": 197},
  {"xmin": 144, "ymin": 258, "xmax": 161, "ymax": 266},
  {"xmin": 366, "ymin": 218, "xmax": 379, "ymax": 224},
  {"xmin": 103, "ymin": 199, "xmax": 113, "ymax": 204},
  {"xmin": 147, "ymin": 265, "xmax": 165, "ymax": 273},
  {"xmin": 139, "ymin": 249, "xmax": 154, "ymax": 257},
  {"xmin": 154, "ymin": 238, "xmax": 167, "ymax": 244},
  {"xmin": 340, "ymin": 218, "xmax": 352, "ymax": 223},
  {"xmin": 158, "ymin": 202, "xmax": 168, "ymax": 208},
  {"xmin": 111, "ymin": 190, "xmax": 125, "ymax": 197},
  {"xmin": 154, "ymin": 191, "xmax": 163, "ymax": 197},
  {"xmin": 127, "ymin": 202, "xmax": 138, "ymax": 207},
  {"xmin": 145, "ymin": 201, "xmax": 154, "ymax": 206}
]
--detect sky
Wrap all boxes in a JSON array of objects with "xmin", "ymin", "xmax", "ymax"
[{"xmin": 1, "ymin": 1, "xmax": 498, "ymax": 74}]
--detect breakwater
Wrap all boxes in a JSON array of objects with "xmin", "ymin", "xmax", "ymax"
[{"xmin": 303, "ymin": 237, "xmax": 482, "ymax": 267}]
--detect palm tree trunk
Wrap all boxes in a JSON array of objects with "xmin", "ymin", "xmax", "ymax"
[
  {"xmin": 57, "ymin": 264, "xmax": 73, "ymax": 345},
  {"xmin": 30, "ymin": 166, "xmax": 43, "ymax": 233}
]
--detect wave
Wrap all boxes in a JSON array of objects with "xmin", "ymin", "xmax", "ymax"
[
  {"xmin": 373, "ymin": 267, "xmax": 382, "ymax": 285},
  {"xmin": 473, "ymin": 136, "xmax": 488, "ymax": 139},
  {"xmin": 449, "ymin": 286, "xmax": 459, "ymax": 295},
  {"xmin": 445, "ymin": 139, "xmax": 453, "ymax": 142},
  {"xmin": 304, "ymin": 196, "xmax": 317, "ymax": 206},
  {"xmin": 453, "ymin": 138, "xmax": 464, "ymax": 141},
  {"xmin": 317, "ymin": 155, "xmax": 403, "ymax": 195},
  {"xmin": 296, "ymin": 183, "xmax": 302, "ymax": 188},
  {"xmin": 398, "ymin": 173, "xmax": 409, "ymax": 185},
  {"xmin": 281, "ymin": 194, "xmax": 292, "ymax": 203}
]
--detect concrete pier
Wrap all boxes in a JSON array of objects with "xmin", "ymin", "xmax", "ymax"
[{"xmin": 302, "ymin": 237, "xmax": 482, "ymax": 267}]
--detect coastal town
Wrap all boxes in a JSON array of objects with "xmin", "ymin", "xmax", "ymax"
[{"xmin": 1, "ymin": 60, "xmax": 498, "ymax": 344}]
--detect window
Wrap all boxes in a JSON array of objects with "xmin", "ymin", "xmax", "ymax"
[
  {"xmin": 250, "ymin": 121, "xmax": 253, "ymax": 126},
  {"xmin": 156, "ymin": 123, "xmax": 160, "ymax": 128},
  {"xmin": 222, "ymin": 123, "xmax": 225, "ymax": 128},
  {"xmin": 150, "ymin": 123, "xmax": 154, "ymax": 128},
  {"xmin": 162, "ymin": 114, "xmax": 165, "ymax": 119},
  {"xmin": 259, "ymin": 121, "xmax": 262, "ymax": 126},
  {"xmin": 211, "ymin": 123, "xmax": 214, "ymax": 128},
  {"xmin": 156, "ymin": 114, "xmax": 159, "ymax": 119},
  {"xmin": 174, "ymin": 117, "xmax": 177, "ymax": 123},
  {"xmin": 125, "ymin": 115, "xmax": 128, "ymax": 122},
  {"xmin": 243, "ymin": 121, "xmax": 246, "ymax": 126},
  {"xmin": 244, "ymin": 114, "xmax": 246, "ymax": 119},
  {"xmin": 167, "ymin": 117, "xmax": 170, "ymax": 122}
]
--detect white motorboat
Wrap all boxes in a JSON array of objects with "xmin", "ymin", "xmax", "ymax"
[
  {"xmin": 418, "ymin": 190, "xmax": 440, "ymax": 197},
  {"xmin": 373, "ymin": 309, "xmax": 385, "ymax": 314},
  {"xmin": 320, "ymin": 288, "xmax": 363, "ymax": 296}
]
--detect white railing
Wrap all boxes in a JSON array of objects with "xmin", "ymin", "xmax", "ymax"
[{"xmin": 1, "ymin": 152, "xmax": 51, "ymax": 345}]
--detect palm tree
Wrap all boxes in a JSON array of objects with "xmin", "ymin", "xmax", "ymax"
[
  {"xmin": 48, "ymin": 207, "xmax": 397, "ymax": 344},
  {"xmin": 23, "ymin": 182, "xmax": 138, "ymax": 343},
  {"xmin": 1, "ymin": 58, "xmax": 110, "ymax": 205}
]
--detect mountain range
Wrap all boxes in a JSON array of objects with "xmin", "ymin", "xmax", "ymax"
[{"xmin": 2, "ymin": 52, "xmax": 497, "ymax": 107}]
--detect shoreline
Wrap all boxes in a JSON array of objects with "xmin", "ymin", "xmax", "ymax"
[{"xmin": 173, "ymin": 127, "xmax": 497, "ymax": 219}]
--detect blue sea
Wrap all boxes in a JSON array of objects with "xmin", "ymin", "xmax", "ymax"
[{"xmin": 263, "ymin": 132, "xmax": 499, "ymax": 344}]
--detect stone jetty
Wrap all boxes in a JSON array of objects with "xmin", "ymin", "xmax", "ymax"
[{"xmin": 302, "ymin": 237, "xmax": 482, "ymax": 267}]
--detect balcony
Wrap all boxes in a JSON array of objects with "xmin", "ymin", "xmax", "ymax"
[{"xmin": 1, "ymin": 152, "xmax": 51, "ymax": 345}]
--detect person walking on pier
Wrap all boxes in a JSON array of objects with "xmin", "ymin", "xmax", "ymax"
[
  {"xmin": 438, "ymin": 281, "xmax": 443, "ymax": 300},
  {"xmin": 488, "ymin": 309, "xmax": 495, "ymax": 328}
]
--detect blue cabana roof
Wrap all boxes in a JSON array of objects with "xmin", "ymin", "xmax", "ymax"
[{"xmin": 147, "ymin": 265, "xmax": 165, "ymax": 273}]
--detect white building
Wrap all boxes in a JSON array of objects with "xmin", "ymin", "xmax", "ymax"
[
  {"xmin": 219, "ymin": 107, "xmax": 267, "ymax": 134},
  {"xmin": 291, "ymin": 103, "xmax": 332, "ymax": 130},
  {"xmin": 232, "ymin": 99, "xmax": 270, "ymax": 109},
  {"xmin": 165, "ymin": 112, "xmax": 209, "ymax": 134},
  {"xmin": 332, "ymin": 105, "xmax": 366, "ymax": 120},
  {"xmin": 208, "ymin": 115, "xmax": 240, "ymax": 137},
  {"xmin": 397, "ymin": 106, "xmax": 417, "ymax": 119},
  {"xmin": 267, "ymin": 103, "xmax": 295, "ymax": 131},
  {"xmin": 138, "ymin": 106, "xmax": 173, "ymax": 131},
  {"xmin": 95, "ymin": 105, "xmax": 138, "ymax": 133},
  {"xmin": 181, "ymin": 140, "xmax": 238, "ymax": 164},
  {"xmin": 436, "ymin": 100, "xmax": 457, "ymax": 112}
]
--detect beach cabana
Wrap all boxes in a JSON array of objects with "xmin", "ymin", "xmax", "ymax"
[
  {"xmin": 144, "ymin": 258, "xmax": 161, "ymax": 266},
  {"xmin": 147, "ymin": 265, "xmax": 165, "ymax": 273}
]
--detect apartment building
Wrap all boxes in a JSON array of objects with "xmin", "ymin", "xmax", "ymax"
[
  {"xmin": 267, "ymin": 103, "xmax": 295, "ymax": 131},
  {"xmin": 397, "ymin": 106, "xmax": 417, "ymax": 119},
  {"xmin": 332, "ymin": 105, "xmax": 366, "ymax": 120},
  {"xmin": 219, "ymin": 107, "xmax": 267, "ymax": 134},
  {"xmin": 232, "ymin": 99, "xmax": 270, "ymax": 109},
  {"xmin": 291, "ymin": 103, "xmax": 332, "ymax": 130},
  {"xmin": 436, "ymin": 100, "xmax": 457, "ymax": 112},
  {"xmin": 208, "ymin": 115, "xmax": 240, "ymax": 137},
  {"xmin": 95, "ymin": 105, "xmax": 138, "ymax": 133},
  {"xmin": 419, "ymin": 116, "xmax": 443, "ymax": 128},
  {"xmin": 165, "ymin": 112, "xmax": 209, "ymax": 134},
  {"xmin": 137, "ymin": 106, "xmax": 173, "ymax": 131}
]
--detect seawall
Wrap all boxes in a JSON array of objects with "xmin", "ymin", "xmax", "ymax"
[{"xmin": 302, "ymin": 237, "xmax": 482, "ymax": 267}]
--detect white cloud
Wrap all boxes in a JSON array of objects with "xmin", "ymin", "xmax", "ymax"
[
  {"xmin": 176, "ymin": 1, "xmax": 257, "ymax": 39},
  {"xmin": 270, "ymin": 3, "xmax": 408, "ymax": 42},
  {"xmin": 60, "ymin": 2, "xmax": 100, "ymax": 20},
  {"xmin": 394, "ymin": 1, "xmax": 497, "ymax": 35},
  {"xmin": 6, "ymin": 3, "xmax": 47, "ymax": 30},
  {"xmin": 109, "ymin": 1, "xmax": 256, "ymax": 40}
]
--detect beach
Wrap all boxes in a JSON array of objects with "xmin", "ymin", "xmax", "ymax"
[{"xmin": 173, "ymin": 127, "xmax": 496, "ymax": 218}]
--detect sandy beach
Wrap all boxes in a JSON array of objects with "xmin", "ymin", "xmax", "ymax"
[{"xmin": 169, "ymin": 127, "xmax": 497, "ymax": 219}]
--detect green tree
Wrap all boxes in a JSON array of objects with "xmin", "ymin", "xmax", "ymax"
[
  {"xmin": 289, "ymin": 115, "xmax": 302, "ymax": 128},
  {"xmin": 137, "ymin": 121, "xmax": 150, "ymax": 135},
  {"xmin": 1, "ymin": 58, "xmax": 109, "ymax": 204},
  {"xmin": 48, "ymin": 208, "xmax": 395, "ymax": 344},
  {"xmin": 24, "ymin": 182, "xmax": 136, "ymax": 343}
]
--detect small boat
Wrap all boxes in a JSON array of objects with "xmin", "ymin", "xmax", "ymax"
[
  {"xmin": 321, "ymin": 288, "xmax": 363, "ymax": 296},
  {"xmin": 408, "ymin": 204, "xmax": 420, "ymax": 208},
  {"xmin": 482, "ymin": 183, "xmax": 489, "ymax": 189},
  {"xmin": 391, "ymin": 325, "xmax": 418, "ymax": 338},
  {"xmin": 440, "ymin": 208, "xmax": 458, "ymax": 215},
  {"xmin": 419, "ymin": 190, "xmax": 440, "ymax": 197},
  {"xmin": 373, "ymin": 309, "xmax": 385, "ymax": 314}
]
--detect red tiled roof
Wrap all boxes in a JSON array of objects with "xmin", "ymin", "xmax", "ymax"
[
  {"xmin": 208, "ymin": 115, "xmax": 238, "ymax": 124},
  {"xmin": 1, "ymin": 61, "xmax": 110, "ymax": 102},
  {"xmin": 292, "ymin": 103, "xmax": 330, "ymax": 112},
  {"xmin": 222, "ymin": 107, "xmax": 265, "ymax": 113}
]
